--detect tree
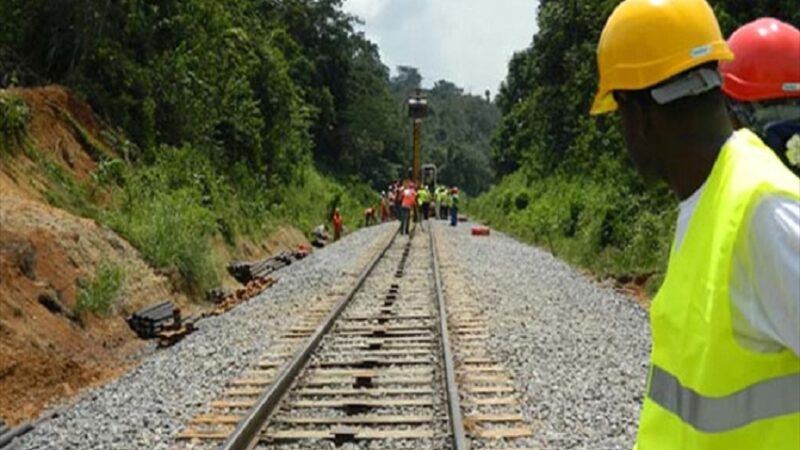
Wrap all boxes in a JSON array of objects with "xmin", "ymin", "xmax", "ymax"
[{"xmin": 389, "ymin": 72, "xmax": 500, "ymax": 195}]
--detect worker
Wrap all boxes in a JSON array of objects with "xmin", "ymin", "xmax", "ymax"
[
  {"xmin": 592, "ymin": 1, "xmax": 800, "ymax": 449},
  {"xmin": 434, "ymin": 186, "xmax": 441, "ymax": 219},
  {"xmin": 393, "ymin": 181, "xmax": 403, "ymax": 221},
  {"xmin": 720, "ymin": 18, "xmax": 800, "ymax": 174},
  {"xmin": 418, "ymin": 185, "xmax": 431, "ymax": 220},
  {"xmin": 395, "ymin": 184, "xmax": 404, "ymax": 231},
  {"xmin": 311, "ymin": 224, "xmax": 329, "ymax": 248},
  {"xmin": 436, "ymin": 186, "xmax": 448, "ymax": 220},
  {"xmin": 332, "ymin": 208, "xmax": 342, "ymax": 241},
  {"xmin": 364, "ymin": 206, "xmax": 375, "ymax": 226},
  {"xmin": 387, "ymin": 187, "xmax": 396, "ymax": 220},
  {"xmin": 400, "ymin": 181, "xmax": 416, "ymax": 235},
  {"xmin": 449, "ymin": 187, "xmax": 460, "ymax": 227},
  {"xmin": 380, "ymin": 191, "xmax": 390, "ymax": 222},
  {"xmin": 427, "ymin": 187, "xmax": 436, "ymax": 222}
]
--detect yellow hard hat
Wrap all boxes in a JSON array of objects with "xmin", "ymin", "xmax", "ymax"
[{"xmin": 591, "ymin": 0, "xmax": 734, "ymax": 115}]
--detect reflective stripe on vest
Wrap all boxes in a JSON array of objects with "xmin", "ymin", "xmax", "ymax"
[{"xmin": 649, "ymin": 365, "xmax": 800, "ymax": 433}]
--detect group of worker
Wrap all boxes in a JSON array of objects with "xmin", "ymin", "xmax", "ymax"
[
  {"xmin": 591, "ymin": 2, "xmax": 799, "ymax": 449},
  {"xmin": 374, "ymin": 181, "xmax": 461, "ymax": 235},
  {"xmin": 325, "ymin": 181, "xmax": 462, "ymax": 242}
]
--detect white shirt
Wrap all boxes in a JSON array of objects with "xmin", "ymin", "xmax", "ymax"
[{"xmin": 675, "ymin": 184, "xmax": 800, "ymax": 355}]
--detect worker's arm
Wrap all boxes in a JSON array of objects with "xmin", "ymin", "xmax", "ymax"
[{"xmin": 732, "ymin": 195, "xmax": 800, "ymax": 356}]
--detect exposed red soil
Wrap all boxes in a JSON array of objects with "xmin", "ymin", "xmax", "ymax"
[
  {"xmin": 615, "ymin": 282, "xmax": 651, "ymax": 309},
  {"xmin": 0, "ymin": 85, "xmax": 310, "ymax": 425},
  {"xmin": 611, "ymin": 273, "xmax": 652, "ymax": 309},
  {"xmin": 0, "ymin": 86, "xmax": 173, "ymax": 424},
  {"xmin": 10, "ymin": 86, "xmax": 102, "ymax": 181},
  {"xmin": 584, "ymin": 268, "xmax": 652, "ymax": 309}
]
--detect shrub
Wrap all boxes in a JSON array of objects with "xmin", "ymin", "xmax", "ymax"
[
  {"xmin": 91, "ymin": 158, "xmax": 126, "ymax": 186},
  {"xmin": 469, "ymin": 171, "xmax": 677, "ymax": 285},
  {"xmin": 0, "ymin": 92, "xmax": 29, "ymax": 151},
  {"xmin": 274, "ymin": 169, "xmax": 378, "ymax": 236},
  {"xmin": 76, "ymin": 261, "xmax": 124, "ymax": 315},
  {"xmin": 514, "ymin": 191, "xmax": 529, "ymax": 211},
  {"xmin": 109, "ymin": 188, "xmax": 220, "ymax": 295},
  {"xmin": 97, "ymin": 144, "xmax": 378, "ymax": 299}
]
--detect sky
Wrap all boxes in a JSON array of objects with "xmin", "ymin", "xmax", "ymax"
[{"xmin": 341, "ymin": 0, "xmax": 539, "ymax": 96}]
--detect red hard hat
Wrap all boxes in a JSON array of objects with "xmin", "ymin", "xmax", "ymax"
[{"xmin": 720, "ymin": 18, "xmax": 800, "ymax": 102}]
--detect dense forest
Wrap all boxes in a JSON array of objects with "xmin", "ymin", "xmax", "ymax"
[
  {"xmin": 472, "ymin": 0, "xmax": 800, "ymax": 291},
  {"xmin": 0, "ymin": 0, "xmax": 498, "ymax": 190},
  {"xmin": 0, "ymin": 0, "xmax": 497, "ymax": 294}
]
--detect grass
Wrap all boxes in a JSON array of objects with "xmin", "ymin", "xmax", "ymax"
[
  {"xmin": 274, "ymin": 168, "xmax": 380, "ymax": 236},
  {"xmin": 107, "ymin": 188, "xmax": 221, "ymax": 295},
  {"xmin": 76, "ymin": 261, "xmax": 125, "ymax": 315},
  {"xmin": 469, "ymin": 171, "xmax": 677, "ymax": 296},
  {"xmin": 0, "ymin": 92, "xmax": 29, "ymax": 155},
  {"xmin": 59, "ymin": 108, "xmax": 115, "ymax": 162},
  {"xmin": 9, "ymin": 123, "xmax": 378, "ymax": 302},
  {"xmin": 23, "ymin": 141, "xmax": 100, "ymax": 219},
  {"xmin": 99, "ymin": 147, "xmax": 378, "ymax": 297}
]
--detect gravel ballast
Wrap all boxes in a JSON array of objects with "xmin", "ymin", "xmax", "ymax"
[
  {"xmin": 16, "ymin": 220, "xmax": 650, "ymax": 450},
  {"xmin": 14, "ymin": 224, "xmax": 393, "ymax": 450},
  {"xmin": 434, "ymin": 221, "xmax": 650, "ymax": 450}
]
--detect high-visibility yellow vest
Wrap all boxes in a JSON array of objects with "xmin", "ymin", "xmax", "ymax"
[
  {"xmin": 418, "ymin": 189, "xmax": 429, "ymax": 204},
  {"xmin": 636, "ymin": 129, "xmax": 800, "ymax": 450}
]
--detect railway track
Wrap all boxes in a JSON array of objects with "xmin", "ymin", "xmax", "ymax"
[{"xmin": 177, "ymin": 224, "xmax": 536, "ymax": 450}]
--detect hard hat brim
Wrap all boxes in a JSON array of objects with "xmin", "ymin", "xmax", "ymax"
[
  {"xmin": 591, "ymin": 47, "xmax": 734, "ymax": 115},
  {"xmin": 590, "ymin": 91, "xmax": 618, "ymax": 115},
  {"xmin": 722, "ymin": 72, "xmax": 800, "ymax": 102}
]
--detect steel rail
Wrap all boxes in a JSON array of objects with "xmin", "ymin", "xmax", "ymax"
[
  {"xmin": 219, "ymin": 228, "xmax": 399, "ymax": 450},
  {"xmin": 430, "ymin": 226, "xmax": 469, "ymax": 450}
]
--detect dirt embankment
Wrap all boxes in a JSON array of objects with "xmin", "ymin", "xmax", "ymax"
[{"xmin": 0, "ymin": 86, "xmax": 307, "ymax": 424}]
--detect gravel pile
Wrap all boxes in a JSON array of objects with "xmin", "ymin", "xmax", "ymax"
[
  {"xmin": 14, "ymin": 224, "xmax": 393, "ymax": 450},
  {"xmin": 434, "ymin": 221, "xmax": 650, "ymax": 450}
]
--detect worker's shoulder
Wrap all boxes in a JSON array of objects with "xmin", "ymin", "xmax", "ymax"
[
  {"xmin": 727, "ymin": 130, "xmax": 799, "ymax": 196},
  {"xmin": 735, "ymin": 195, "xmax": 800, "ymax": 277},
  {"xmin": 747, "ymin": 194, "xmax": 800, "ymax": 240}
]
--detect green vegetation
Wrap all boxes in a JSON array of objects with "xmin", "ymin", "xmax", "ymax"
[
  {"xmin": 389, "ymin": 67, "xmax": 500, "ymax": 195},
  {"xmin": 0, "ymin": 0, "xmax": 500, "ymax": 298},
  {"xmin": 0, "ymin": 92, "xmax": 28, "ymax": 151},
  {"xmin": 473, "ymin": 0, "xmax": 799, "ymax": 292},
  {"xmin": 77, "ymin": 261, "xmax": 125, "ymax": 315},
  {"xmin": 3, "ymin": 0, "xmax": 708, "ymax": 303},
  {"xmin": 788, "ymin": 136, "xmax": 800, "ymax": 168},
  {"xmin": 0, "ymin": 0, "xmax": 431, "ymax": 297},
  {"xmin": 97, "ymin": 147, "xmax": 376, "ymax": 294},
  {"xmin": 471, "ymin": 172, "xmax": 676, "ymax": 292},
  {"xmin": 22, "ymin": 142, "xmax": 101, "ymax": 220},
  {"xmin": 60, "ymin": 109, "xmax": 115, "ymax": 162},
  {"xmin": 0, "ymin": 0, "xmax": 416, "ymax": 188}
]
